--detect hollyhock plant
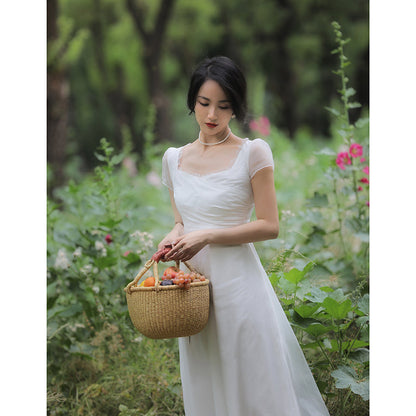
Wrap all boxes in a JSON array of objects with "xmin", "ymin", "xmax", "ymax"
[
  {"xmin": 360, "ymin": 177, "xmax": 369, "ymax": 184},
  {"xmin": 349, "ymin": 143, "xmax": 363, "ymax": 158},
  {"xmin": 363, "ymin": 166, "xmax": 369, "ymax": 175},
  {"xmin": 105, "ymin": 234, "xmax": 113, "ymax": 244},
  {"xmin": 336, "ymin": 152, "xmax": 352, "ymax": 170},
  {"xmin": 249, "ymin": 116, "xmax": 270, "ymax": 136}
]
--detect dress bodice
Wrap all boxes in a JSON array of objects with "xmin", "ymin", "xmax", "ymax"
[{"xmin": 162, "ymin": 139, "xmax": 273, "ymax": 232}]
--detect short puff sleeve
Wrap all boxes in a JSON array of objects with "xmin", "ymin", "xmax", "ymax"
[
  {"xmin": 249, "ymin": 139, "xmax": 274, "ymax": 179},
  {"xmin": 161, "ymin": 147, "xmax": 175, "ymax": 190}
]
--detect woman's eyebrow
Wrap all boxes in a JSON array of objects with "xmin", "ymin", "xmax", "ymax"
[{"xmin": 197, "ymin": 95, "xmax": 231, "ymax": 103}]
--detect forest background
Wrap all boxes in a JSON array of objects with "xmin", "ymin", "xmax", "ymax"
[{"xmin": 2, "ymin": 1, "xmax": 416, "ymax": 415}]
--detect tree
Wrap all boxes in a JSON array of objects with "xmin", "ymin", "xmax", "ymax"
[
  {"xmin": 126, "ymin": 0, "xmax": 177, "ymax": 142},
  {"xmin": 48, "ymin": 0, "xmax": 70, "ymax": 187}
]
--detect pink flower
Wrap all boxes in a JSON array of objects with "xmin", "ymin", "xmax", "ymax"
[
  {"xmin": 146, "ymin": 171, "xmax": 162, "ymax": 188},
  {"xmin": 363, "ymin": 166, "xmax": 369, "ymax": 175},
  {"xmin": 123, "ymin": 250, "xmax": 131, "ymax": 257},
  {"xmin": 360, "ymin": 177, "xmax": 369, "ymax": 184},
  {"xmin": 249, "ymin": 116, "xmax": 270, "ymax": 136},
  {"xmin": 360, "ymin": 157, "xmax": 366, "ymax": 163},
  {"xmin": 336, "ymin": 152, "xmax": 352, "ymax": 170},
  {"xmin": 349, "ymin": 143, "xmax": 363, "ymax": 158},
  {"xmin": 105, "ymin": 234, "xmax": 113, "ymax": 244},
  {"xmin": 358, "ymin": 186, "xmax": 363, "ymax": 191},
  {"xmin": 366, "ymin": 201, "xmax": 369, "ymax": 207}
]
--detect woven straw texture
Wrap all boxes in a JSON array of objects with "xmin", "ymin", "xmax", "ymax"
[{"xmin": 124, "ymin": 259, "xmax": 210, "ymax": 339}]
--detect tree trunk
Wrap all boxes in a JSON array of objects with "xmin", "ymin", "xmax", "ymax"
[
  {"xmin": 126, "ymin": 0, "xmax": 176, "ymax": 142},
  {"xmin": 47, "ymin": 0, "xmax": 69, "ymax": 187},
  {"xmin": 272, "ymin": 0, "xmax": 297, "ymax": 138}
]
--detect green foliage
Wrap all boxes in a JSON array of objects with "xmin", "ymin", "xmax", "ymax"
[
  {"xmin": 266, "ymin": 23, "xmax": 369, "ymax": 416},
  {"xmin": 47, "ymin": 141, "xmax": 178, "ymax": 415},
  {"xmin": 47, "ymin": 20, "xmax": 369, "ymax": 416},
  {"xmin": 50, "ymin": 0, "xmax": 368, "ymax": 174}
]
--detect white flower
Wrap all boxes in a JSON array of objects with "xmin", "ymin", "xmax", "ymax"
[
  {"xmin": 54, "ymin": 249, "xmax": 71, "ymax": 269},
  {"xmin": 92, "ymin": 285, "xmax": 100, "ymax": 294},
  {"xmin": 130, "ymin": 231, "xmax": 154, "ymax": 253},
  {"xmin": 73, "ymin": 247, "xmax": 82, "ymax": 258},
  {"xmin": 80, "ymin": 264, "xmax": 93, "ymax": 275},
  {"xmin": 95, "ymin": 241, "xmax": 105, "ymax": 251}
]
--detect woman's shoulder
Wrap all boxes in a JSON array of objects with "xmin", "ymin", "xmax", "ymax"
[
  {"xmin": 246, "ymin": 137, "xmax": 274, "ymax": 157},
  {"xmin": 162, "ymin": 145, "xmax": 184, "ymax": 161},
  {"xmin": 247, "ymin": 137, "xmax": 271, "ymax": 147}
]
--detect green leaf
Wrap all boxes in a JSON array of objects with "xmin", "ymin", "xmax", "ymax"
[
  {"xmin": 99, "ymin": 218, "xmax": 123, "ymax": 229},
  {"xmin": 95, "ymin": 256, "xmax": 118, "ymax": 269},
  {"xmin": 278, "ymin": 277, "xmax": 297, "ymax": 295},
  {"xmin": 304, "ymin": 322, "xmax": 333, "ymax": 337},
  {"xmin": 57, "ymin": 303, "xmax": 83, "ymax": 319},
  {"xmin": 348, "ymin": 102, "xmax": 362, "ymax": 109},
  {"xmin": 94, "ymin": 152, "xmax": 107, "ymax": 162},
  {"xmin": 294, "ymin": 303, "xmax": 320, "ymax": 318},
  {"xmin": 331, "ymin": 366, "xmax": 369, "ymax": 401},
  {"xmin": 304, "ymin": 287, "xmax": 329, "ymax": 304},
  {"xmin": 322, "ymin": 297, "xmax": 352, "ymax": 320},
  {"xmin": 325, "ymin": 106, "xmax": 341, "ymax": 117},
  {"xmin": 283, "ymin": 262, "xmax": 314, "ymax": 285},
  {"xmin": 355, "ymin": 117, "xmax": 369, "ymax": 128},
  {"xmin": 349, "ymin": 348, "xmax": 369, "ymax": 363},
  {"xmin": 269, "ymin": 272, "xmax": 280, "ymax": 287},
  {"xmin": 357, "ymin": 294, "xmax": 369, "ymax": 315},
  {"xmin": 110, "ymin": 153, "xmax": 124, "ymax": 166},
  {"xmin": 123, "ymin": 251, "xmax": 142, "ymax": 265},
  {"xmin": 306, "ymin": 192, "xmax": 328, "ymax": 208},
  {"xmin": 345, "ymin": 87, "xmax": 356, "ymax": 98}
]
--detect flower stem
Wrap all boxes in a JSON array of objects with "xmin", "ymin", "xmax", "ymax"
[{"xmin": 333, "ymin": 177, "xmax": 347, "ymax": 256}]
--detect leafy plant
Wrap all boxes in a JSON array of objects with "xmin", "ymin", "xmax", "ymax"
[
  {"xmin": 269, "ymin": 261, "xmax": 369, "ymax": 415},
  {"xmin": 267, "ymin": 22, "xmax": 369, "ymax": 416}
]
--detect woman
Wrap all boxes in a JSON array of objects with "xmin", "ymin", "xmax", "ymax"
[{"xmin": 159, "ymin": 56, "xmax": 329, "ymax": 416}]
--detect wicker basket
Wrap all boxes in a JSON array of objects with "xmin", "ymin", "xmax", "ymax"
[{"xmin": 124, "ymin": 258, "xmax": 210, "ymax": 339}]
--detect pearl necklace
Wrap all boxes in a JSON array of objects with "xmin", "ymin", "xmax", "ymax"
[{"xmin": 198, "ymin": 129, "xmax": 231, "ymax": 146}]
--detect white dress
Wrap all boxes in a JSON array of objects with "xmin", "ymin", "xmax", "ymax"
[{"xmin": 162, "ymin": 138, "xmax": 330, "ymax": 416}]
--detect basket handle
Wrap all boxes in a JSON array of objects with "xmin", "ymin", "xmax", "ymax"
[{"xmin": 124, "ymin": 257, "xmax": 197, "ymax": 294}]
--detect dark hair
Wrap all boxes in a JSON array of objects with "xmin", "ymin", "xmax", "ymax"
[{"xmin": 187, "ymin": 56, "xmax": 247, "ymax": 122}]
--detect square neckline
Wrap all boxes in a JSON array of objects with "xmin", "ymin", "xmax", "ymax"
[{"xmin": 176, "ymin": 138, "xmax": 249, "ymax": 178}]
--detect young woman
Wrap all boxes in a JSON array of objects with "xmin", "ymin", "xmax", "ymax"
[{"xmin": 158, "ymin": 56, "xmax": 329, "ymax": 416}]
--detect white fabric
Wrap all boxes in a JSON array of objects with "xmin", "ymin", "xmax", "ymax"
[
  {"xmin": 248, "ymin": 138, "xmax": 274, "ymax": 179},
  {"xmin": 162, "ymin": 139, "xmax": 329, "ymax": 416}
]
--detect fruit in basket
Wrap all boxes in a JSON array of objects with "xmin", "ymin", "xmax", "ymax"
[
  {"xmin": 163, "ymin": 266, "xmax": 179, "ymax": 280},
  {"xmin": 143, "ymin": 276, "xmax": 156, "ymax": 287},
  {"xmin": 160, "ymin": 279, "xmax": 174, "ymax": 286}
]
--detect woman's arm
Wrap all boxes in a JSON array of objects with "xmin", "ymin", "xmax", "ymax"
[
  {"xmin": 165, "ymin": 166, "xmax": 279, "ymax": 261},
  {"xmin": 157, "ymin": 190, "xmax": 185, "ymax": 250}
]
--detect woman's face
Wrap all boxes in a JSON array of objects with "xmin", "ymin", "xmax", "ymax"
[{"xmin": 194, "ymin": 79, "xmax": 234, "ymax": 138}]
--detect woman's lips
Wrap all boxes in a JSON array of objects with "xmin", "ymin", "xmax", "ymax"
[{"xmin": 206, "ymin": 123, "xmax": 218, "ymax": 128}]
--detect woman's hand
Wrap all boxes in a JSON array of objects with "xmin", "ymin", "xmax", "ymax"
[
  {"xmin": 158, "ymin": 222, "xmax": 184, "ymax": 251},
  {"xmin": 164, "ymin": 230, "xmax": 211, "ymax": 262}
]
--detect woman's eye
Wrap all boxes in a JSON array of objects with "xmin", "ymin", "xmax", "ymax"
[
  {"xmin": 219, "ymin": 106, "xmax": 230, "ymax": 110},
  {"xmin": 198, "ymin": 101, "xmax": 209, "ymax": 107}
]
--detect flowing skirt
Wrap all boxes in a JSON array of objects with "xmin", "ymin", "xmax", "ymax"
[{"xmin": 179, "ymin": 243, "xmax": 329, "ymax": 416}]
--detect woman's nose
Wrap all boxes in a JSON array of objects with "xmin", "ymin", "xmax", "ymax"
[{"xmin": 208, "ymin": 106, "xmax": 217, "ymax": 119}]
